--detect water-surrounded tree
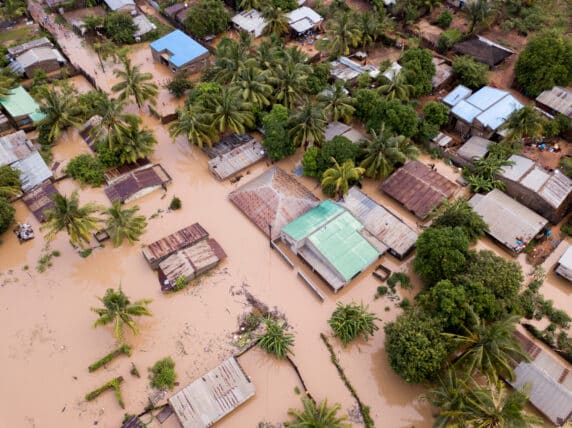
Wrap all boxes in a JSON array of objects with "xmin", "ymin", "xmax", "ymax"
[
  {"xmin": 204, "ymin": 87, "xmax": 254, "ymax": 136},
  {"xmin": 431, "ymin": 198, "xmax": 489, "ymax": 243},
  {"xmin": 262, "ymin": 6, "xmax": 290, "ymax": 36},
  {"xmin": 317, "ymin": 83, "xmax": 355, "ymax": 123},
  {"xmin": 104, "ymin": 201, "xmax": 147, "ymax": 247},
  {"xmin": 37, "ymin": 85, "xmax": 85, "ymax": 143},
  {"xmin": 211, "ymin": 37, "xmax": 246, "ymax": 84},
  {"xmin": 285, "ymin": 397, "xmax": 350, "ymax": 428},
  {"xmin": 112, "ymin": 58, "xmax": 158, "ymax": 109},
  {"xmin": 233, "ymin": 62, "xmax": 273, "ymax": 107},
  {"xmin": 422, "ymin": 368, "xmax": 468, "ymax": 428},
  {"xmin": 89, "ymin": 95, "xmax": 133, "ymax": 142},
  {"xmin": 92, "ymin": 287, "xmax": 152, "ymax": 342},
  {"xmin": 93, "ymin": 40, "xmax": 120, "ymax": 73},
  {"xmin": 359, "ymin": 125, "xmax": 418, "ymax": 179},
  {"xmin": 329, "ymin": 302, "xmax": 379, "ymax": 347},
  {"xmin": 169, "ymin": 105, "xmax": 215, "ymax": 148},
  {"xmin": 111, "ymin": 116, "xmax": 157, "ymax": 165},
  {"xmin": 289, "ymin": 102, "xmax": 327, "ymax": 148},
  {"xmin": 0, "ymin": 165, "xmax": 21, "ymax": 198},
  {"xmin": 256, "ymin": 318, "xmax": 294, "ymax": 359},
  {"xmin": 321, "ymin": 159, "xmax": 365, "ymax": 199},
  {"xmin": 42, "ymin": 191, "xmax": 101, "ymax": 248}
]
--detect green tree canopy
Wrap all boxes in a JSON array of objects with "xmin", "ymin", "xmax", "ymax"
[
  {"xmin": 423, "ymin": 101, "xmax": 449, "ymax": 127},
  {"xmin": 400, "ymin": 48, "xmax": 435, "ymax": 98},
  {"xmin": 104, "ymin": 12, "xmax": 137, "ymax": 44},
  {"xmin": 328, "ymin": 302, "xmax": 379, "ymax": 347},
  {"xmin": 501, "ymin": 104, "xmax": 546, "ymax": 142},
  {"xmin": 256, "ymin": 318, "xmax": 294, "ymax": 359},
  {"xmin": 262, "ymin": 105, "xmax": 295, "ymax": 161},
  {"xmin": 316, "ymin": 136, "xmax": 361, "ymax": 177},
  {"xmin": 104, "ymin": 201, "xmax": 147, "ymax": 247},
  {"xmin": 321, "ymin": 159, "xmax": 364, "ymax": 198},
  {"xmin": 0, "ymin": 197, "xmax": 15, "ymax": 234},
  {"xmin": 431, "ymin": 199, "xmax": 489, "ymax": 243},
  {"xmin": 0, "ymin": 165, "xmax": 21, "ymax": 198},
  {"xmin": 184, "ymin": 0, "xmax": 231, "ymax": 38},
  {"xmin": 452, "ymin": 56, "xmax": 489, "ymax": 89},
  {"xmin": 367, "ymin": 98, "xmax": 419, "ymax": 138},
  {"xmin": 285, "ymin": 397, "xmax": 350, "ymax": 428}
]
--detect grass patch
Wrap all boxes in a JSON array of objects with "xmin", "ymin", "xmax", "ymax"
[
  {"xmin": 88, "ymin": 344, "xmax": 132, "ymax": 372},
  {"xmin": 85, "ymin": 377, "xmax": 125, "ymax": 408},
  {"xmin": 0, "ymin": 26, "xmax": 38, "ymax": 44},
  {"xmin": 149, "ymin": 357, "xmax": 176, "ymax": 390}
]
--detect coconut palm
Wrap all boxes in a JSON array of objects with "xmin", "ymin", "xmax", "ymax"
[
  {"xmin": 317, "ymin": 83, "xmax": 355, "ymax": 123},
  {"xmin": 0, "ymin": 74, "xmax": 16, "ymax": 98},
  {"xmin": 465, "ymin": 0, "xmax": 496, "ymax": 33},
  {"xmin": 262, "ymin": 6, "xmax": 290, "ymax": 36},
  {"xmin": 1, "ymin": 0, "xmax": 26, "ymax": 19},
  {"xmin": 322, "ymin": 159, "xmax": 365, "ymax": 199},
  {"xmin": 272, "ymin": 61, "xmax": 310, "ymax": 109},
  {"xmin": 289, "ymin": 102, "xmax": 327, "ymax": 148},
  {"xmin": 501, "ymin": 104, "xmax": 546, "ymax": 142},
  {"xmin": 91, "ymin": 287, "xmax": 152, "ymax": 342},
  {"xmin": 104, "ymin": 201, "xmax": 147, "ymax": 247},
  {"xmin": 89, "ymin": 95, "xmax": 133, "ymax": 142},
  {"xmin": 378, "ymin": 70, "xmax": 415, "ymax": 101},
  {"xmin": 112, "ymin": 58, "xmax": 158, "ymax": 109},
  {"xmin": 360, "ymin": 125, "xmax": 419, "ymax": 179},
  {"xmin": 93, "ymin": 40, "xmax": 118, "ymax": 72},
  {"xmin": 328, "ymin": 302, "xmax": 379, "ymax": 347},
  {"xmin": 256, "ymin": 318, "xmax": 294, "ymax": 359},
  {"xmin": 421, "ymin": 368, "xmax": 468, "ymax": 428},
  {"xmin": 356, "ymin": 10, "xmax": 392, "ymax": 50},
  {"xmin": 444, "ymin": 314, "xmax": 529, "ymax": 381},
  {"xmin": 113, "ymin": 116, "xmax": 157, "ymax": 165},
  {"xmin": 255, "ymin": 39, "xmax": 280, "ymax": 71},
  {"xmin": 37, "ymin": 85, "xmax": 85, "ymax": 143},
  {"xmin": 42, "ymin": 191, "xmax": 101, "ymax": 248},
  {"xmin": 233, "ymin": 61, "xmax": 273, "ymax": 107},
  {"xmin": 285, "ymin": 397, "xmax": 350, "ymax": 428},
  {"xmin": 169, "ymin": 105, "xmax": 216, "ymax": 148},
  {"xmin": 212, "ymin": 38, "xmax": 246, "ymax": 84},
  {"xmin": 444, "ymin": 378, "xmax": 543, "ymax": 428},
  {"xmin": 238, "ymin": 0, "xmax": 261, "ymax": 11},
  {"xmin": 319, "ymin": 12, "xmax": 361, "ymax": 57},
  {"xmin": 204, "ymin": 87, "xmax": 254, "ymax": 136}
]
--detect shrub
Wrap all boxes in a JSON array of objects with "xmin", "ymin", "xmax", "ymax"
[
  {"xmin": 400, "ymin": 48, "xmax": 435, "ymax": 97},
  {"xmin": 387, "ymin": 272, "xmax": 412, "ymax": 290},
  {"xmin": 423, "ymin": 101, "xmax": 449, "ymax": 127},
  {"xmin": 184, "ymin": 0, "xmax": 230, "ymax": 38},
  {"xmin": 262, "ymin": 105, "xmax": 294, "ymax": 161},
  {"xmin": 104, "ymin": 12, "xmax": 137, "ymax": 44},
  {"xmin": 166, "ymin": 73, "xmax": 193, "ymax": 98},
  {"xmin": 256, "ymin": 318, "xmax": 294, "ymax": 359},
  {"xmin": 0, "ymin": 197, "xmax": 15, "ymax": 234},
  {"xmin": 169, "ymin": 196, "xmax": 182, "ymax": 210},
  {"xmin": 434, "ymin": 10, "xmax": 452, "ymax": 29},
  {"xmin": 560, "ymin": 157, "xmax": 572, "ymax": 179},
  {"xmin": 452, "ymin": 56, "xmax": 489, "ymax": 89},
  {"xmin": 328, "ymin": 302, "xmax": 379, "ymax": 347},
  {"xmin": 66, "ymin": 154, "xmax": 106, "ymax": 187},
  {"xmin": 437, "ymin": 29, "xmax": 463, "ymax": 53},
  {"xmin": 149, "ymin": 357, "xmax": 177, "ymax": 390}
]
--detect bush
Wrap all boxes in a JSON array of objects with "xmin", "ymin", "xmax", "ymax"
[
  {"xmin": 0, "ymin": 197, "xmax": 15, "ymax": 234},
  {"xmin": 307, "ymin": 62, "xmax": 331, "ymax": 95},
  {"xmin": 400, "ymin": 48, "xmax": 435, "ymax": 98},
  {"xmin": 316, "ymin": 136, "xmax": 360, "ymax": 177},
  {"xmin": 0, "ymin": 165, "xmax": 21, "ymax": 198},
  {"xmin": 302, "ymin": 146, "xmax": 320, "ymax": 177},
  {"xmin": 434, "ymin": 10, "xmax": 452, "ymax": 29},
  {"xmin": 452, "ymin": 56, "xmax": 489, "ymax": 89},
  {"xmin": 95, "ymin": 141, "xmax": 122, "ymax": 168},
  {"xmin": 423, "ymin": 101, "xmax": 449, "ymax": 127},
  {"xmin": 149, "ymin": 357, "xmax": 176, "ymax": 390},
  {"xmin": 437, "ymin": 29, "xmax": 463, "ymax": 53},
  {"xmin": 262, "ymin": 105, "xmax": 295, "ymax": 161},
  {"xmin": 184, "ymin": 0, "xmax": 230, "ymax": 38},
  {"xmin": 166, "ymin": 73, "xmax": 193, "ymax": 98},
  {"xmin": 104, "ymin": 12, "xmax": 137, "ymax": 44},
  {"xmin": 256, "ymin": 318, "xmax": 294, "ymax": 359},
  {"xmin": 66, "ymin": 154, "xmax": 106, "ymax": 187},
  {"xmin": 169, "ymin": 196, "xmax": 182, "ymax": 210},
  {"xmin": 328, "ymin": 302, "xmax": 379, "ymax": 347}
]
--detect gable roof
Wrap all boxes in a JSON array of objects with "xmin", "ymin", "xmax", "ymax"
[
  {"xmin": 133, "ymin": 14, "xmax": 156, "ymax": 38},
  {"xmin": 11, "ymin": 151, "xmax": 53, "ymax": 192},
  {"xmin": 0, "ymin": 86, "xmax": 45, "ymax": 122},
  {"xmin": 104, "ymin": 164, "xmax": 171, "ymax": 203},
  {"xmin": 0, "ymin": 130, "xmax": 33, "ymax": 166},
  {"xmin": 22, "ymin": 181, "xmax": 59, "ymax": 222},
  {"xmin": 103, "ymin": 0, "xmax": 135, "ymax": 11},
  {"xmin": 536, "ymin": 86, "xmax": 572, "ymax": 118},
  {"xmin": 457, "ymin": 136, "xmax": 491, "ymax": 161},
  {"xmin": 11, "ymin": 47, "xmax": 65, "ymax": 73},
  {"xmin": 150, "ymin": 30, "xmax": 208, "ymax": 67},
  {"xmin": 453, "ymin": 36, "xmax": 513, "ymax": 67},
  {"xmin": 442, "ymin": 84, "xmax": 472, "ymax": 107},
  {"xmin": 286, "ymin": 6, "xmax": 322, "ymax": 34},
  {"xmin": 7, "ymin": 37, "xmax": 52, "ymax": 57}
]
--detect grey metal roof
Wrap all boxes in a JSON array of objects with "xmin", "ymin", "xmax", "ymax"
[
  {"xmin": 475, "ymin": 93, "xmax": 523, "ymax": 131},
  {"xmin": 325, "ymin": 121, "xmax": 351, "ymax": 141},
  {"xmin": 11, "ymin": 151, "xmax": 53, "ymax": 192},
  {"xmin": 536, "ymin": 86, "xmax": 572, "ymax": 118},
  {"xmin": 556, "ymin": 245, "xmax": 572, "ymax": 281},
  {"xmin": 330, "ymin": 56, "xmax": 380, "ymax": 81},
  {"xmin": 286, "ymin": 6, "xmax": 322, "ymax": 33},
  {"xmin": 451, "ymin": 100, "xmax": 482, "ymax": 123},
  {"xmin": 231, "ymin": 9, "xmax": 268, "ymax": 38},
  {"xmin": 457, "ymin": 136, "xmax": 491, "ymax": 161},
  {"xmin": 501, "ymin": 155, "xmax": 535, "ymax": 181},
  {"xmin": 7, "ymin": 37, "xmax": 52, "ymax": 57},
  {"xmin": 13, "ymin": 47, "xmax": 65, "ymax": 70},
  {"xmin": 0, "ymin": 130, "xmax": 33, "ymax": 166},
  {"xmin": 442, "ymin": 85, "xmax": 472, "ymax": 107},
  {"xmin": 469, "ymin": 189, "xmax": 547, "ymax": 252},
  {"xmin": 133, "ymin": 14, "xmax": 156, "ymax": 38},
  {"xmin": 103, "ymin": 0, "xmax": 135, "ymax": 11}
]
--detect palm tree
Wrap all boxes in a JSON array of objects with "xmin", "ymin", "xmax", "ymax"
[
  {"xmin": 321, "ymin": 159, "xmax": 365, "ymax": 199},
  {"xmin": 319, "ymin": 12, "xmax": 361, "ymax": 57},
  {"xmin": 444, "ymin": 378, "xmax": 543, "ymax": 427},
  {"xmin": 112, "ymin": 58, "xmax": 158, "ymax": 109},
  {"xmin": 89, "ymin": 94, "xmax": 133, "ymax": 142},
  {"xmin": 289, "ymin": 102, "xmax": 327, "ymax": 148},
  {"xmin": 205, "ymin": 87, "xmax": 254, "ymax": 136},
  {"xmin": 465, "ymin": 0, "xmax": 496, "ymax": 33},
  {"xmin": 0, "ymin": 165, "xmax": 21, "ymax": 198},
  {"xmin": 255, "ymin": 39, "xmax": 279, "ymax": 71},
  {"xmin": 272, "ymin": 61, "xmax": 310, "ymax": 109},
  {"xmin": 360, "ymin": 125, "xmax": 419, "ymax": 179},
  {"xmin": 285, "ymin": 397, "xmax": 350, "ymax": 428},
  {"xmin": 378, "ymin": 70, "xmax": 415, "ymax": 101},
  {"xmin": 356, "ymin": 11, "xmax": 392, "ymax": 50},
  {"xmin": 0, "ymin": 74, "xmax": 16, "ymax": 98},
  {"xmin": 317, "ymin": 83, "xmax": 355, "ymax": 123},
  {"xmin": 169, "ymin": 105, "xmax": 216, "ymax": 148},
  {"xmin": 421, "ymin": 368, "xmax": 468, "ymax": 428},
  {"xmin": 238, "ymin": 0, "xmax": 261, "ymax": 11},
  {"xmin": 501, "ymin": 104, "xmax": 546, "ymax": 142},
  {"xmin": 93, "ymin": 40, "xmax": 117, "ymax": 72},
  {"xmin": 37, "ymin": 85, "xmax": 85, "ymax": 143},
  {"xmin": 256, "ymin": 318, "xmax": 294, "ymax": 359},
  {"xmin": 328, "ymin": 302, "xmax": 379, "ymax": 347},
  {"xmin": 91, "ymin": 287, "xmax": 152, "ymax": 342},
  {"xmin": 444, "ymin": 314, "xmax": 529, "ymax": 381},
  {"xmin": 42, "ymin": 191, "xmax": 101, "ymax": 248},
  {"xmin": 233, "ymin": 62, "xmax": 273, "ymax": 107},
  {"xmin": 212, "ymin": 38, "xmax": 246, "ymax": 84},
  {"xmin": 262, "ymin": 6, "xmax": 290, "ymax": 36},
  {"xmin": 113, "ymin": 116, "xmax": 158, "ymax": 165},
  {"xmin": 104, "ymin": 201, "xmax": 147, "ymax": 247},
  {"xmin": 2, "ymin": 0, "xmax": 26, "ymax": 19}
]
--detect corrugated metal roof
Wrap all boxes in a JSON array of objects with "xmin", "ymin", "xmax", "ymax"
[
  {"xmin": 103, "ymin": 0, "xmax": 135, "ymax": 11},
  {"xmin": 466, "ymin": 86, "xmax": 508, "ymax": 110},
  {"xmin": 442, "ymin": 85, "xmax": 472, "ymax": 107},
  {"xmin": 325, "ymin": 121, "xmax": 351, "ymax": 141},
  {"xmin": 520, "ymin": 166, "xmax": 550, "ymax": 192},
  {"xmin": 133, "ymin": 14, "xmax": 156, "ymax": 38},
  {"xmin": 556, "ymin": 245, "xmax": 572, "ymax": 281},
  {"xmin": 540, "ymin": 170, "xmax": 572, "ymax": 209},
  {"xmin": 286, "ymin": 6, "xmax": 322, "ymax": 33},
  {"xmin": 453, "ymin": 36, "xmax": 513, "ymax": 66},
  {"xmin": 501, "ymin": 155, "xmax": 535, "ymax": 181},
  {"xmin": 7, "ymin": 38, "xmax": 52, "ymax": 56},
  {"xmin": 382, "ymin": 62, "xmax": 402, "ymax": 81},
  {"xmin": 14, "ymin": 47, "xmax": 65, "ymax": 70},
  {"xmin": 457, "ymin": 136, "xmax": 491, "ymax": 161},
  {"xmin": 451, "ymin": 99, "xmax": 482, "ymax": 123},
  {"xmin": 208, "ymin": 139, "xmax": 265, "ymax": 180},
  {"xmin": 536, "ymin": 86, "xmax": 572, "ymax": 118},
  {"xmin": 150, "ymin": 30, "xmax": 208, "ymax": 68},
  {"xmin": 104, "ymin": 164, "xmax": 170, "ymax": 203},
  {"xmin": 469, "ymin": 189, "xmax": 547, "ymax": 252},
  {"xmin": 22, "ymin": 181, "xmax": 59, "ymax": 222},
  {"xmin": 232, "ymin": 9, "xmax": 268, "ymax": 38},
  {"xmin": 164, "ymin": 3, "xmax": 187, "ymax": 18},
  {"xmin": 11, "ymin": 151, "xmax": 53, "ymax": 192},
  {"xmin": 0, "ymin": 130, "xmax": 33, "ymax": 166},
  {"xmin": 169, "ymin": 356, "xmax": 255, "ymax": 428},
  {"xmin": 0, "ymin": 86, "xmax": 45, "ymax": 122},
  {"xmin": 475, "ymin": 93, "xmax": 523, "ymax": 131},
  {"xmin": 281, "ymin": 199, "xmax": 343, "ymax": 241}
]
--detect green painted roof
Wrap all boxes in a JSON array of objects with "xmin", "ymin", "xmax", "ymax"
[
  {"xmin": 0, "ymin": 86, "xmax": 45, "ymax": 122},
  {"xmin": 308, "ymin": 211, "xmax": 379, "ymax": 281},
  {"xmin": 281, "ymin": 199, "xmax": 343, "ymax": 241}
]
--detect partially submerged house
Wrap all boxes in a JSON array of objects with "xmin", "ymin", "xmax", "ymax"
[
  {"xmin": 499, "ymin": 155, "xmax": 572, "ymax": 224},
  {"xmin": 380, "ymin": 161, "xmax": 459, "ymax": 219},
  {"xmin": 0, "ymin": 86, "xmax": 45, "ymax": 129},
  {"xmin": 453, "ymin": 36, "xmax": 514, "ymax": 67},
  {"xmin": 22, "ymin": 181, "xmax": 60, "ymax": 222},
  {"xmin": 158, "ymin": 238, "xmax": 226, "ymax": 291},
  {"xmin": 0, "ymin": 130, "xmax": 33, "ymax": 166},
  {"xmin": 510, "ymin": 330, "xmax": 572, "ymax": 426},
  {"xmin": 229, "ymin": 166, "xmax": 319, "ymax": 239},
  {"xmin": 445, "ymin": 85, "xmax": 524, "ymax": 139},
  {"xmin": 104, "ymin": 164, "xmax": 171, "ymax": 204},
  {"xmin": 206, "ymin": 134, "xmax": 265, "ymax": 181},
  {"xmin": 281, "ymin": 200, "xmax": 381, "ymax": 292},
  {"xmin": 324, "ymin": 121, "xmax": 366, "ymax": 144},
  {"xmin": 555, "ymin": 245, "xmax": 572, "ymax": 282},
  {"xmin": 330, "ymin": 56, "xmax": 379, "ymax": 82},
  {"xmin": 169, "ymin": 356, "xmax": 255, "ymax": 428},
  {"xmin": 536, "ymin": 86, "xmax": 572, "ymax": 119},
  {"xmin": 150, "ymin": 30, "xmax": 209, "ymax": 74},
  {"xmin": 142, "ymin": 223, "xmax": 210, "ymax": 269},
  {"xmin": 103, "ymin": 0, "xmax": 136, "ymax": 13},
  {"xmin": 450, "ymin": 135, "xmax": 492, "ymax": 168},
  {"xmin": 231, "ymin": 9, "xmax": 267, "ymax": 38},
  {"xmin": 338, "ymin": 187, "xmax": 418, "ymax": 259},
  {"xmin": 469, "ymin": 189, "xmax": 548, "ymax": 254},
  {"xmin": 7, "ymin": 38, "xmax": 66, "ymax": 78},
  {"xmin": 286, "ymin": 7, "xmax": 323, "ymax": 36}
]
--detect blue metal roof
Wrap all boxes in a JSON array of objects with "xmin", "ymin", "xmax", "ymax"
[
  {"xmin": 451, "ymin": 99, "xmax": 482, "ymax": 123},
  {"xmin": 465, "ymin": 86, "xmax": 508, "ymax": 111},
  {"xmin": 442, "ymin": 85, "xmax": 472, "ymax": 107},
  {"xmin": 150, "ymin": 30, "xmax": 208, "ymax": 68},
  {"xmin": 475, "ymin": 94, "xmax": 523, "ymax": 131}
]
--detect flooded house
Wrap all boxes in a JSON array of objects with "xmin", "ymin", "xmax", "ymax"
[
  {"xmin": 229, "ymin": 166, "xmax": 319, "ymax": 239},
  {"xmin": 22, "ymin": 181, "xmax": 60, "ymax": 222},
  {"xmin": 150, "ymin": 30, "xmax": 210, "ymax": 74},
  {"xmin": 0, "ymin": 86, "xmax": 46, "ymax": 129},
  {"xmin": 499, "ymin": 155, "xmax": 572, "ymax": 224},
  {"xmin": 535, "ymin": 86, "xmax": 572, "ymax": 119},
  {"xmin": 102, "ymin": 0, "xmax": 136, "ymax": 13},
  {"xmin": 169, "ymin": 356, "xmax": 255, "ymax": 428},
  {"xmin": 324, "ymin": 121, "xmax": 366, "ymax": 144},
  {"xmin": 330, "ymin": 56, "xmax": 380, "ymax": 82},
  {"xmin": 448, "ymin": 135, "xmax": 492, "ymax": 169},
  {"xmin": 452, "ymin": 35, "xmax": 514, "ymax": 68},
  {"xmin": 7, "ymin": 37, "xmax": 66, "ymax": 78},
  {"xmin": 555, "ymin": 245, "xmax": 572, "ymax": 282},
  {"xmin": 231, "ymin": 9, "xmax": 268, "ymax": 38},
  {"xmin": 380, "ymin": 161, "xmax": 459, "ymax": 220},
  {"xmin": 104, "ymin": 163, "xmax": 171, "ymax": 204},
  {"xmin": 206, "ymin": 134, "xmax": 266, "ymax": 181},
  {"xmin": 132, "ymin": 14, "xmax": 157, "ymax": 40},
  {"xmin": 281, "ymin": 200, "xmax": 382, "ymax": 292},
  {"xmin": 286, "ymin": 6, "xmax": 323, "ymax": 36},
  {"xmin": 469, "ymin": 189, "xmax": 548, "ymax": 254}
]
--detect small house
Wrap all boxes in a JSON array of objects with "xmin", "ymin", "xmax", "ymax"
[
  {"xmin": 469, "ymin": 189, "xmax": 548, "ymax": 254},
  {"xmin": 104, "ymin": 164, "xmax": 171, "ymax": 204},
  {"xmin": 555, "ymin": 245, "xmax": 572, "ymax": 282},
  {"xmin": 231, "ymin": 9, "xmax": 267, "ymax": 38},
  {"xmin": 324, "ymin": 121, "xmax": 366, "ymax": 144},
  {"xmin": 103, "ymin": 0, "xmax": 136, "ymax": 13},
  {"xmin": 206, "ymin": 134, "xmax": 265, "ymax": 181},
  {"xmin": 9, "ymin": 46, "xmax": 66, "ymax": 78},
  {"xmin": 281, "ymin": 200, "xmax": 381, "ymax": 292},
  {"xmin": 536, "ymin": 86, "xmax": 572, "ymax": 119},
  {"xmin": 432, "ymin": 57, "xmax": 453, "ymax": 90},
  {"xmin": 0, "ymin": 86, "xmax": 45, "ymax": 129},
  {"xmin": 453, "ymin": 36, "xmax": 514, "ymax": 67},
  {"xmin": 450, "ymin": 135, "xmax": 492, "ymax": 168},
  {"xmin": 380, "ymin": 161, "xmax": 459, "ymax": 219},
  {"xmin": 499, "ymin": 155, "xmax": 572, "ymax": 224},
  {"xmin": 132, "ymin": 14, "xmax": 156, "ymax": 40},
  {"xmin": 150, "ymin": 30, "xmax": 209, "ymax": 74},
  {"xmin": 330, "ymin": 56, "xmax": 379, "ymax": 82},
  {"xmin": 286, "ymin": 7, "xmax": 322, "ymax": 36}
]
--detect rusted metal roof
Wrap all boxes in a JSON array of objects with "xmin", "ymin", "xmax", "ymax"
[
  {"xmin": 208, "ymin": 139, "xmax": 265, "ymax": 181},
  {"xmin": 22, "ymin": 181, "xmax": 59, "ymax": 223},
  {"xmin": 104, "ymin": 158, "xmax": 151, "ymax": 184},
  {"xmin": 338, "ymin": 187, "xmax": 418, "ymax": 259},
  {"xmin": 142, "ymin": 223, "xmax": 209, "ymax": 269},
  {"xmin": 229, "ymin": 166, "xmax": 319, "ymax": 239},
  {"xmin": 380, "ymin": 161, "xmax": 458, "ymax": 219},
  {"xmin": 169, "ymin": 356, "xmax": 255, "ymax": 428},
  {"xmin": 158, "ymin": 238, "xmax": 226, "ymax": 291},
  {"xmin": 104, "ymin": 164, "xmax": 171, "ymax": 204}
]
